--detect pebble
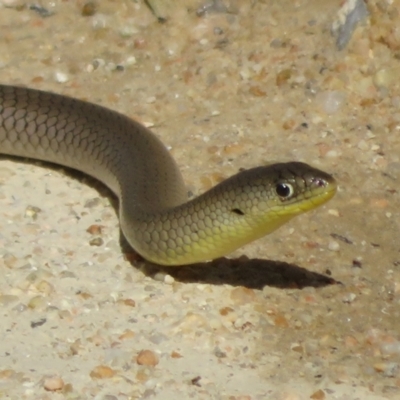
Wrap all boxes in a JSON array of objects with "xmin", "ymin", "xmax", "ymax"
[
  {"xmin": 2, "ymin": 253, "xmax": 18, "ymax": 268},
  {"xmin": 374, "ymin": 68, "xmax": 397, "ymax": 90},
  {"xmin": 172, "ymin": 312, "xmax": 208, "ymax": 333},
  {"xmin": 328, "ymin": 209, "xmax": 340, "ymax": 217},
  {"xmin": 136, "ymin": 350, "xmax": 159, "ymax": 366},
  {"xmin": 381, "ymin": 341, "xmax": 400, "ymax": 356},
  {"xmin": 344, "ymin": 335, "xmax": 359, "ymax": 347},
  {"xmin": 0, "ymin": 369, "xmax": 15, "ymax": 379},
  {"xmin": 223, "ymin": 142, "xmax": 245, "ymax": 156},
  {"xmin": 118, "ymin": 329, "xmax": 135, "ymax": 340},
  {"xmin": 290, "ymin": 343, "xmax": 303, "ymax": 353},
  {"xmin": 373, "ymin": 362, "xmax": 399, "ymax": 377},
  {"xmin": 125, "ymin": 55, "xmax": 137, "ymax": 65},
  {"xmin": 342, "ymin": 292, "xmax": 356, "ymax": 303},
  {"xmin": 69, "ymin": 339, "xmax": 82, "ymax": 356},
  {"xmin": 328, "ymin": 240, "xmax": 340, "ymax": 251},
  {"xmin": 81, "ymin": 1, "xmax": 97, "ymax": 16},
  {"xmin": 276, "ymin": 69, "xmax": 292, "ymax": 86},
  {"xmin": 148, "ymin": 332, "xmax": 168, "ymax": 345},
  {"xmin": 89, "ymin": 237, "xmax": 104, "ymax": 246},
  {"xmin": 121, "ymin": 298, "xmax": 136, "ymax": 307},
  {"xmin": 24, "ymin": 205, "xmax": 41, "ymax": 220},
  {"xmin": 153, "ymin": 271, "xmax": 168, "ymax": 282},
  {"xmin": 164, "ymin": 274, "xmax": 175, "ymax": 284},
  {"xmin": 28, "ymin": 295, "xmax": 48, "ymax": 310},
  {"xmin": 35, "ymin": 280, "xmax": 54, "ymax": 295},
  {"xmin": 43, "ymin": 376, "xmax": 64, "ymax": 392},
  {"xmin": 86, "ymin": 224, "xmax": 104, "ymax": 235},
  {"xmin": 273, "ymin": 313, "xmax": 289, "ymax": 328},
  {"xmin": 135, "ymin": 367, "xmax": 151, "ymax": 383},
  {"xmin": 84, "ymin": 197, "xmax": 103, "ymax": 208},
  {"xmin": 230, "ymin": 287, "xmax": 257, "ymax": 305},
  {"xmin": 331, "ymin": 0, "xmax": 369, "ymax": 50},
  {"xmin": 89, "ymin": 365, "xmax": 116, "ymax": 379},
  {"xmin": 315, "ymin": 91, "xmax": 346, "ymax": 114},
  {"xmin": 310, "ymin": 389, "xmax": 326, "ymax": 399},
  {"xmin": 54, "ymin": 72, "xmax": 69, "ymax": 83}
]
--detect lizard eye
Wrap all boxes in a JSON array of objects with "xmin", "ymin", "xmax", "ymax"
[{"xmin": 275, "ymin": 182, "xmax": 294, "ymax": 199}]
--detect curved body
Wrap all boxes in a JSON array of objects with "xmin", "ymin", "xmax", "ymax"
[{"xmin": 0, "ymin": 85, "xmax": 336, "ymax": 265}]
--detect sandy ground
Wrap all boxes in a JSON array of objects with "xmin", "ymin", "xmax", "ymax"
[{"xmin": 1, "ymin": 0, "xmax": 400, "ymax": 399}]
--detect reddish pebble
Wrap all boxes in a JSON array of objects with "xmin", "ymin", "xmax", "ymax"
[
  {"xmin": 86, "ymin": 224, "xmax": 104, "ymax": 235},
  {"xmin": 219, "ymin": 306, "xmax": 234, "ymax": 316},
  {"xmin": 171, "ymin": 351, "xmax": 183, "ymax": 358},
  {"xmin": 274, "ymin": 313, "xmax": 289, "ymax": 328},
  {"xmin": 89, "ymin": 365, "xmax": 116, "ymax": 379},
  {"xmin": 136, "ymin": 349, "xmax": 159, "ymax": 366},
  {"xmin": 310, "ymin": 389, "xmax": 325, "ymax": 399}
]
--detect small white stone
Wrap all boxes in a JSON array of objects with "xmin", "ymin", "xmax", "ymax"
[
  {"xmin": 326, "ymin": 150, "xmax": 339, "ymax": 158},
  {"xmin": 381, "ymin": 342, "xmax": 400, "ymax": 356},
  {"xmin": 239, "ymin": 67, "xmax": 251, "ymax": 80},
  {"xmin": 164, "ymin": 274, "xmax": 174, "ymax": 284},
  {"xmin": 342, "ymin": 292, "xmax": 356, "ymax": 303},
  {"xmin": 119, "ymin": 26, "xmax": 138, "ymax": 37},
  {"xmin": 125, "ymin": 56, "xmax": 137, "ymax": 65},
  {"xmin": 54, "ymin": 72, "xmax": 68, "ymax": 83},
  {"xmin": 153, "ymin": 272, "xmax": 167, "ymax": 282},
  {"xmin": 316, "ymin": 90, "xmax": 346, "ymax": 114},
  {"xmin": 328, "ymin": 240, "xmax": 340, "ymax": 251}
]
